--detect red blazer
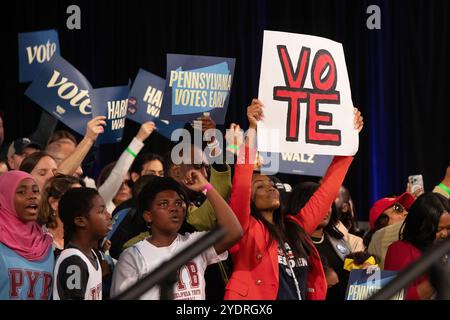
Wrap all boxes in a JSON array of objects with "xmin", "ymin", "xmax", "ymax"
[
  {"xmin": 384, "ymin": 240, "xmax": 425, "ymax": 300},
  {"xmin": 224, "ymin": 148, "xmax": 353, "ymax": 300}
]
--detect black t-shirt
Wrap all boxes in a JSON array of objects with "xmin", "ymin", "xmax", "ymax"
[
  {"xmin": 277, "ymin": 242, "xmax": 309, "ymax": 300},
  {"xmin": 311, "ymin": 235, "xmax": 349, "ymax": 300}
]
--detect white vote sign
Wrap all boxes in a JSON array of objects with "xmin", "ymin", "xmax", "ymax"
[{"xmin": 257, "ymin": 30, "xmax": 358, "ymax": 156}]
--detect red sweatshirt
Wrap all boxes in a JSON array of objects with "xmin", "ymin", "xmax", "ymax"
[
  {"xmin": 224, "ymin": 146, "xmax": 353, "ymax": 300},
  {"xmin": 384, "ymin": 240, "xmax": 425, "ymax": 300}
]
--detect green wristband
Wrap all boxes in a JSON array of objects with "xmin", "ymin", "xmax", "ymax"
[
  {"xmin": 226, "ymin": 144, "xmax": 239, "ymax": 150},
  {"xmin": 438, "ymin": 183, "xmax": 450, "ymax": 196},
  {"xmin": 126, "ymin": 147, "xmax": 137, "ymax": 158}
]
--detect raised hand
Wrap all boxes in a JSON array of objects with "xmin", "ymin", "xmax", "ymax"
[
  {"xmin": 136, "ymin": 121, "xmax": 156, "ymax": 142},
  {"xmin": 247, "ymin": 99, "xmax": 264, "ymax": 129},
  {"xmin": 353, "ymin": 107, "xmax": 364, "ymax": 133},
  {"xmin": 225, "ymin": 123, "xmax": 244, "ymax": 153},
  {"xmin": 182, "ymin": 169, "xmax": 209, "ymax": 192},
  {"xmin": 194, "ymin": 114, "xmax": 217, "ymax": 144},
  {"xmin": 406, "ymin": 182, "xmax": 424, "ymax": 198},
  {"xmin": 195, "ymin": 114, "xmax": 216, "ymax": 132},
  {"xmin": 85, "ymin": 116, "xmax": 106, "ymax": 142}
]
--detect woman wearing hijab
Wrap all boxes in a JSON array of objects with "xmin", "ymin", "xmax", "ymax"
[{"xmin": 0, "ymin": 171, "xmax": 54, "ymax": 300}]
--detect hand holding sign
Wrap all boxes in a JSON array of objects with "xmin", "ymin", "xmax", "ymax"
[
  {"xmin": 353, "ymin": 107, "xmax": 364, "ymax": 132},
  {"xmin": 192, "ymin": 114, "xmax": 216, "ymax": 132},
  {"xmin": 161, "ymin": 54, "xmax": 236, "ymax": 125},
  {"xmin": 247, "ymin": 99, "xmax": 264, "ymax": 129},
  {"xmin": 85, "ymin": 116, "xmax": 106, "ymax": 142},
  {"xmin": 258, "ymin": 31, "xmax": 358, "ymax": 156},
  {"xmin": 135, "ymin": 121, "xmax": 156, "ymax": 142},
  {"xmin": 192, "ymin": 114, "xmax": 217, "ymax": 144},
  {"xmin": 127, "ymin": 68, "xmax": 184, "ymax": 140}
]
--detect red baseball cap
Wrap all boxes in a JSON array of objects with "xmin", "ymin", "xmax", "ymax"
[{"xmin": 369, "ymin": 192, "xmax": 416, "ymax": 231}]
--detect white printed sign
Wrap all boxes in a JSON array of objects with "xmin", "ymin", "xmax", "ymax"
[{"xmin": 257, "ymin": 31, "xmax": 358, "ymax": 156}]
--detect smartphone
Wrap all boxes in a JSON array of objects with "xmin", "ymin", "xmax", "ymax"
[{"xmin": 408, "ymin": 174, "xmax": 424, "ymax": 194}]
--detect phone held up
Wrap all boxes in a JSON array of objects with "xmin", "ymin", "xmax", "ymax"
[{"xmin": 408, "ymin": 174, "xmax": 424, "ymax": 194}]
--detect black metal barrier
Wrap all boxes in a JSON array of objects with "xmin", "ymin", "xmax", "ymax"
[
  {"xmin": 113, "ymin": 226, "xmax": 226, "ymax": 300},
  {"xmin": 370, "ymin": 237, "xmax": 450, "ymax": 300}
]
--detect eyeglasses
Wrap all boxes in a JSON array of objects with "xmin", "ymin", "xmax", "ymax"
[{"xmin": 393, "ymin": 203, "xmax": 405, "ymax": 214}]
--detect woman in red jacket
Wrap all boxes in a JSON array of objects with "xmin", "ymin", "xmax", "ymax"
[
  {"xmin": 224, "ymin": 99, "xmax": 363, "ymax": 300},
  {"xmin": 384, "ymin": 192, "xmax": 450, "ymax": 300}
]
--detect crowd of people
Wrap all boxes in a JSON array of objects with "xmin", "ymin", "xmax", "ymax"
[{"xmin": 0, "ymin": 102, "xmax": 448, "ymax": 300}]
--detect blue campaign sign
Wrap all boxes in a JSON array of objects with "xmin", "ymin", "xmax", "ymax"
[
  {"xmin": 25, "ymin": 55, "xmax": 92, "ymax": 135},
  {"xmin": 160, "ymin": 54, "xmax": 236, "ymax": 124},
  {"xmin": 152, "ymin": 119, "xmax": 186, "ymax": 140},
  {"xmin": 127, "ymin": 68, "xmax": 184, "ymax": 140},
  {"xmin": 18, "ymin": 29, "xmax": 60, "ymax": 83},
  {"xmin": 91, "ymin": 85, "xmax": 129, "ymax": 144},
  {"xmin": 345, "ymin": 269, "xmax": 405, "ymax": 300},
  {"xmin": 259, "ymin": 152, "xmax": 332, "ymax": 177}
]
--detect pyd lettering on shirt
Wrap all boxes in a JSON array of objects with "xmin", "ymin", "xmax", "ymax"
[
  {"xmin": 176, "ymin": 261, "xmax": 199, "ymax": 290},
  {"xmin": 274, "ymin": 46, "xmax": 341, "ymax": 146},
  {"xmin": 108, "ymin": 99, "xmax": 128, "ymax": 130},
  {"xmin": 143, "ymin": 85, "xmax": 163, "ymax": 117},
  {"xmin": 46, "ymin": 70, "xmax": 91, "ymax": 115},
  {"xmin": 8, "ymin": 269, "xmax": 52, "ymax": 299},
  {"xmin": 26, "ymin": 40, "xmax": 57, "ymax": 64}
]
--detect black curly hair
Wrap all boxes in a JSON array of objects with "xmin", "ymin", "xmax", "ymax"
[{"xmin": 137, "ymin": 176, "xmax": 190, "ymax": 216}]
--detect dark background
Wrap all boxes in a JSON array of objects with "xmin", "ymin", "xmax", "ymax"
[{"xmin": 1, "ymin": 0, "xmax": 448, "ymax": 221}]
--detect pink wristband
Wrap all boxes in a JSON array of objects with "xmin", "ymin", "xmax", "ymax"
[{"xmin": 202, "ymin": 183, "xmax": 213, "ymax": 195}]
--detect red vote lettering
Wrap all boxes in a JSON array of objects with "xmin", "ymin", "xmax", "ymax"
[{"xmin": 274, "ymin": 45, "xmax": 341, "ymax": 145}]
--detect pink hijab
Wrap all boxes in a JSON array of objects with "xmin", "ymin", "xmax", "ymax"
[{"xmin": 0, "ymin": 170, "xmax": 52, "ymax": 261}]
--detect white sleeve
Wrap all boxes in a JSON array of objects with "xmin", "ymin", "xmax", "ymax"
[
  {"xmin": 188, "ymin": 232, "xmax": 228, "ymax": 266},
  {"xmin": 83, "ymin": 176, "xmax": 97, "ymax": 189},
  {"xmin": 110, "ymin": 247, "xmax": 143, "ymax": 297},
  {"xmin": 204, "ymin": 245, "xmax": 228, "ymax": 266},
  {"xmin": 98, "ymin": 137, "xmax": 144, "ymax": 205}
]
